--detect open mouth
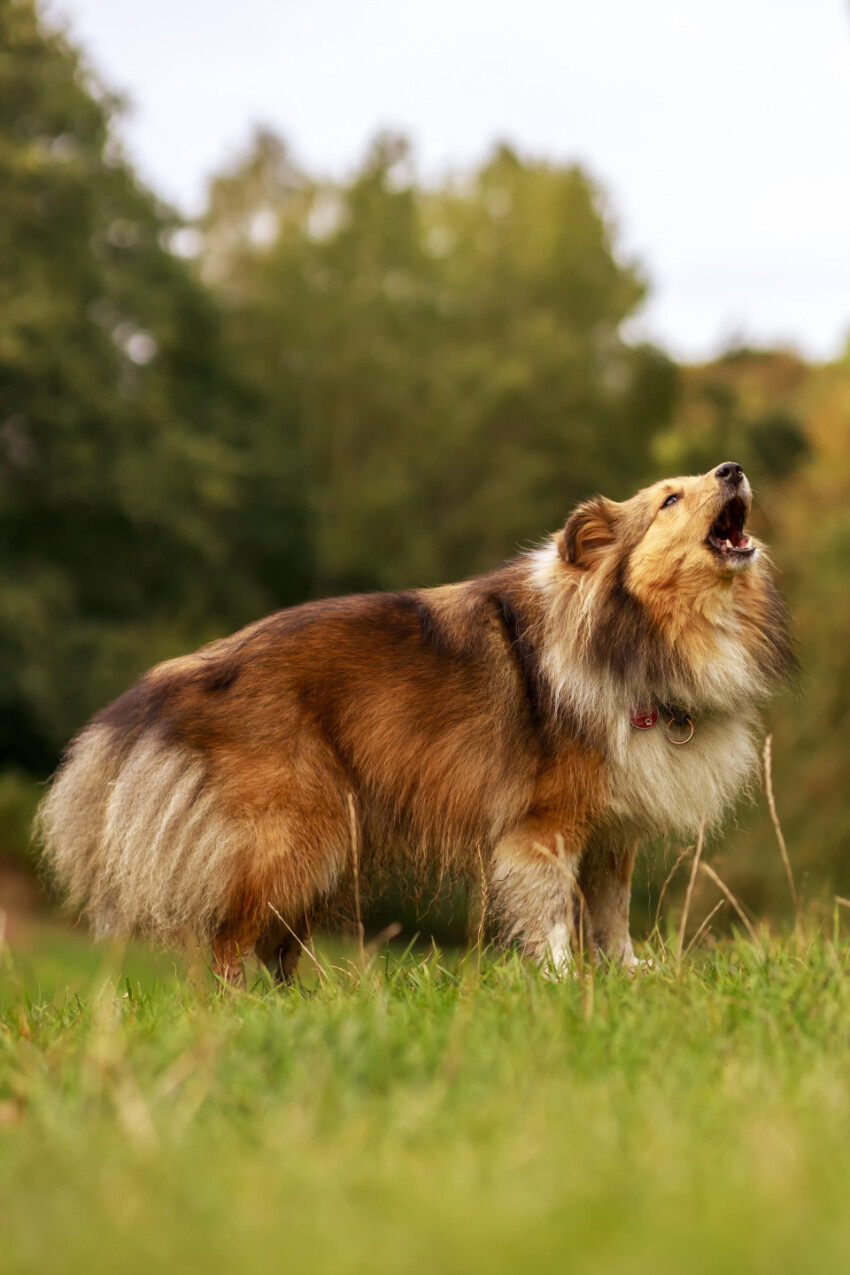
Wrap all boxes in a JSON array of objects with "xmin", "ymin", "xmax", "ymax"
[{"xmin": 706, "ymin": 496, "xmax": 755, "ymax": 559}]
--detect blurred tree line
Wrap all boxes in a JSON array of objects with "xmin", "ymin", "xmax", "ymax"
[
  {"xmin": 1, "ymin": 0, "xmax": 848, "ymax": 917},
  {"xmin": 0, "ymin": 0, "xmax": 311, "ymax": 774},
  {"xmin": 0, "ymin": 0, "xmax": 675, "ymax": 769}
]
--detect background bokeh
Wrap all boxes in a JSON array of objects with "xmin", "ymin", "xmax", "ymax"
[{"xmin": 2, "ymin": 0, "xmax": 849, "ymax": 939}]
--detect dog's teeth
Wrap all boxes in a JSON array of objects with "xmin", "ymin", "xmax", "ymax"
[{"xmin": 724, "ymin": 538, "xmax": 733, "ymax": 548}]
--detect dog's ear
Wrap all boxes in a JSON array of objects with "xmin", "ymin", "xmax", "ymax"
[{"xmin": 558, "ymin": 496, "xmax": 620, "ymax": 569}]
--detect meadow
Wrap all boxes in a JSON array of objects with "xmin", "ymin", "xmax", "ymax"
[
  {"xmin": 3, "ymin": 913, "xmax": 850, "ymax": 1275},
  {"xmin": 3, "ymin": 8, "xmax": 850, "ymax": 1273}
]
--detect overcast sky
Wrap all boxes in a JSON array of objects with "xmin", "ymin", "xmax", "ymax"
[{"xmin": 49, "ymin": 0, "xmax": 850, "ymax": 361}]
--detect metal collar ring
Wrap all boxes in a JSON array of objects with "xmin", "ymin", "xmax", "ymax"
[{"xmin": 666, "ymin": 715, "xmax": 694, "ymax": 745}]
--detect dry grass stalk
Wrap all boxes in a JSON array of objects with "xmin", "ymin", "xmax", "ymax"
[
  {"xmin": 676, "ymin": 816, "xmax": 706, "ymax": 968},
  {"xmin": 685, "ymin": 898, "xmax": 726, "ymax": 956},
  {"xmin": 698, "ymin": 862, "xmax": 762, "ymax": 948},
  {"xmin": 475, "ymin": 842, "xmax": 488, "ymax": 950},
  {"xmin": 365, "ymin": 922, "xmax": 403, "ymax": 959},
  {"xmin": 267, "ymin": 902, "xmax": 328, "ymax": 983},
  {"xmin": 347, "ymin": 793, "xmax": 365, "ymax": 966},
  {"xmin": 653, "ymin": 844, "xmax": 695, "ymax": 938},
  {"xmin": 575, "ymin": 882, "xmax": 594, "ymax": 1020},
  {"xmin": 762, "ymin": 735, "xmax": 802, "ymax": 943},
  {"xmin": 113, "ymin": 1067, "xmax": 159, "ymax": 1153}
]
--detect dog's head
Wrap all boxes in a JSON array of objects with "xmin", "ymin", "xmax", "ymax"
[
  {"xmin": 560, "ymin": 462, "xmax": 760, "ymax": 597},
  {"xmin": 552, "ymin": 463, "xmax": 793, "ymax": 695}
]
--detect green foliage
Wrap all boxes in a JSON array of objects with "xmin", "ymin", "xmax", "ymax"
[
  {"xmin": 653, "ymin": 350, "xmax": 810, "ymax": 483},
  {"xmin": 0, "ymin": 1, "xmax": 311, "ymax": 769},
  {"xmin": 749, "ymin": 411, "xmax": 810, "ymax": 479},
  {"xmin": 737, "ymin": 364, "xmax": 850, "ymax": 901},
  {"xmin": 202, "ymin": 132, "xmax": 677, "ymax": 592},
  {"xmin": 3, "ymin": 936, "xmax": 850, "ymax": 1273},
  {"xmin": 0, "ymin": 768, "xmax": 40, "ymax": 861}
]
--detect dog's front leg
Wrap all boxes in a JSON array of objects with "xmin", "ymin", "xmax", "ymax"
[
  {"xmin": 577, "ymin": 832, "xmax": 639, "ymax": 968},
  {"xmin": 490, "ymin": 820, "xmax": 584, "ymax": 978}
]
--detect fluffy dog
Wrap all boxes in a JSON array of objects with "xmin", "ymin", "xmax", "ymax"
[{"xmin": 37, "ymin": 462, "xmax": 792, "ymax": 980}]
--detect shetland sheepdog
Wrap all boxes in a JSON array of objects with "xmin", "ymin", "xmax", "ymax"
[{"xmin": 37, "ymin": 462, "xmax": 792, "ymax": 981}]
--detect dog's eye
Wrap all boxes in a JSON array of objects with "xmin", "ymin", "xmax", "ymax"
[{"xmin": 661, "ymin": 493, "xmax": 680, "ymax": 509}]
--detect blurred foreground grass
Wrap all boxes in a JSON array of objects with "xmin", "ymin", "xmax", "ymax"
[{"xmin": 2, "ymin": 925, "xmax": 850, "ymax": 1275}]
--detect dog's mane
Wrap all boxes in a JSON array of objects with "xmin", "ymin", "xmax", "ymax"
[{"xmin": 520, "ymin": 535, "xmax": 794, "ymax": 733}]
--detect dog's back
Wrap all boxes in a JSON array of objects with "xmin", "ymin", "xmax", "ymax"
[{"xmin": 36, "ymin": 578, "xmax": 552, "ymax": 960}]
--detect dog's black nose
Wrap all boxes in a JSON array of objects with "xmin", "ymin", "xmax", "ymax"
[{"xmin": 715, "ymin": 462, "xmax": 744, "ymax": 485}]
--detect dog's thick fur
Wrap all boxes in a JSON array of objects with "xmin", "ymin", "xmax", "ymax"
[{"xmin": 36, "ymin": 464, "xmax": 792, "ymax": 980}]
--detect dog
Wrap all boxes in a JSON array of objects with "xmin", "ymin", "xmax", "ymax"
[{"xmin": 36, "ymin": 462, "xmax": 792, "ymax": 981}]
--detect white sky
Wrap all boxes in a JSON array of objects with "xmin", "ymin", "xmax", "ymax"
[{"xmin": 49, "ymin": 0, "xmax": 850, "ymax": 361}]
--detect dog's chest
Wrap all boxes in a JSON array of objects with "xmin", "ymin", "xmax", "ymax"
[{"xmin": 604, "ymin": 710, "xmax": 758, "ymax": 837}]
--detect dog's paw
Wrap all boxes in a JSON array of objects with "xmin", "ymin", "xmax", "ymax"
[{"xmin": 537, "ymin": 953, "xmax": 578, "ymax": 979}]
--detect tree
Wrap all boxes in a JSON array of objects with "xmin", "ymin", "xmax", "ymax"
[
  {"xmin": 652, "ymin": 347, "xmax": 809, "ymax": 481},
  {"xmin": 0, "ymin": 0, "xmax": 311, "ymax": 769},
  {"xmin": 201, "ymin": 132, "xmax": 678, "ymax": 594}
]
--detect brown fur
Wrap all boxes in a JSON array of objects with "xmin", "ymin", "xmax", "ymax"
[{"xmin": 36, "ymin": 464, "xmax": 793, "ymax": 980}]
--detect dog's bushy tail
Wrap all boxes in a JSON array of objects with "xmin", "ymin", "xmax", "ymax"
[{"xmin": 35, "ymin": 722, "xmax": 242, "ymax": 944}]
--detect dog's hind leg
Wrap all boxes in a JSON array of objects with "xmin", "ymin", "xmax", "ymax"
[
  {"xmin": 211, "ymin": 930, "xmax": 254, "ymax": 988},
  {"xmin": 255, "ymin": 914, "xmax": 310, "ymax": 987},
  {"xmin": 205, "ymin": 738, "xmax": 355, "ymax": 989},
  {"xmin": 490, "ymin": 819, "xmax": 585, "ymax": 978},
  {"xmin": 578, "ymin": 830, "xmax": 640, "ymax": 968}
]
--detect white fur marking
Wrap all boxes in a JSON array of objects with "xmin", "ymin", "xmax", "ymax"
[
  {"xmin": 543, "ymin": 920, "xmax": 574, "ymax": 979},
  {"xmin": 37, "ymin": 725, "xmax": 244, "ymax": 942}
]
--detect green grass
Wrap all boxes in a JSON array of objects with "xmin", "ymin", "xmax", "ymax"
[{"xmin": 3, "ymin": 926, "xmax": 850, "ymax": 1275}]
